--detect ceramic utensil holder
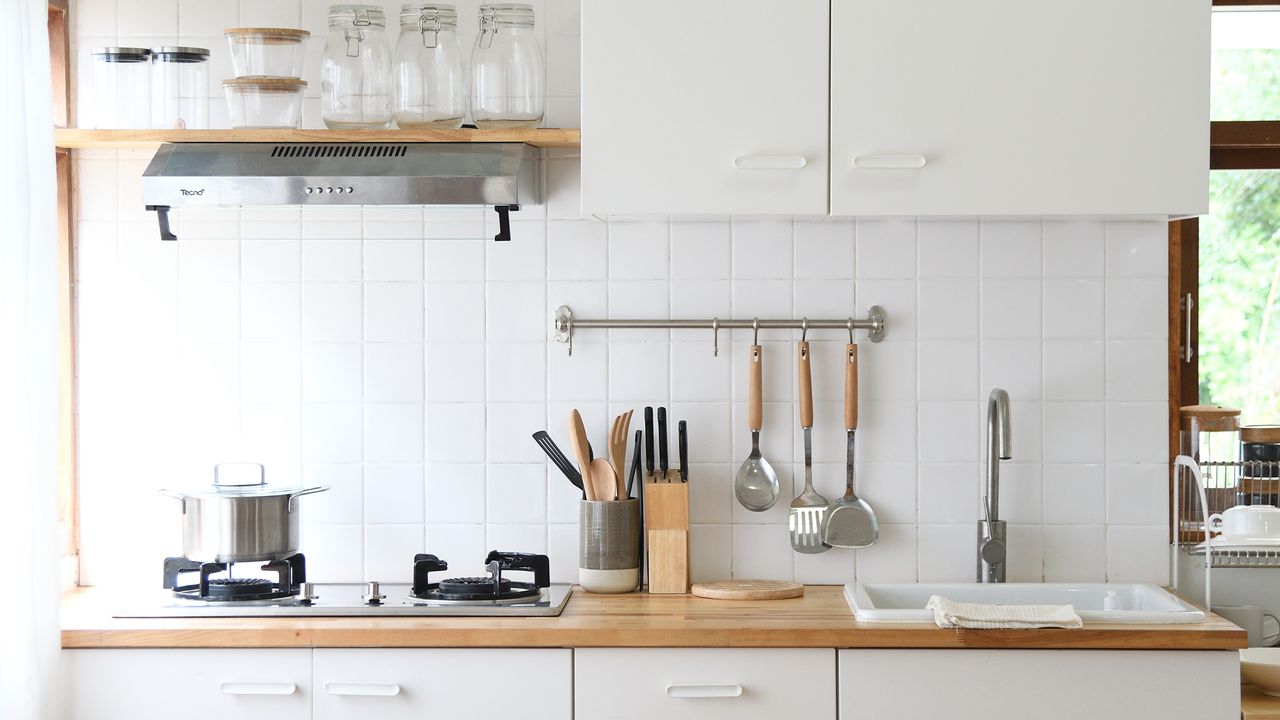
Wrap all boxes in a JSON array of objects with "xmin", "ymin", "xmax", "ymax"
[
  {"xmin": 579, "ymin": 499, "xmax": 640, "ymax": 593},
  {"xmin": 644, "ymin": 480, "xmax": 690, "ymax": 594}
]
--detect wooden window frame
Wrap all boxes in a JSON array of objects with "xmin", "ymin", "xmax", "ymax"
[
  {"xmin": 1169, "ymin": 0, "xmax": 1280, "ymax": 534},
  {"xmin": 49, "ymin": 0, "xmax": 77, "ymax": 575}
]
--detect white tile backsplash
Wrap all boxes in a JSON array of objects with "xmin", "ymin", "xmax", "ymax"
[{"xmin": 73, "ymin": 0, "xmax": 1170, "ymax": 586}]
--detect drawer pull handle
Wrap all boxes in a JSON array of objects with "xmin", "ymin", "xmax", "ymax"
[
  {"xmin": 852, "ymin": 155, "xmax": 927, "ymax": 169},
  {"xmin": 325, "ymin": 682, "xmax": 402, "ymax": 697},
  {"xmin": 666, "ymin": 683, "xmax": 743, "ymax": 698},
  {"xmin": 220, "ymin": 682, "xmax": 296, "ymax": 696},
  {"xmin": 734, "ymin": 155, "xmax": 807, "ymax": 170}
]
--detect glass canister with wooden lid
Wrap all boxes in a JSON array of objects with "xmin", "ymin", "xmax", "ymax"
[
  {"xmin": 1178, "ymin": 405, "xmax": 1243, "ymax": 532},
  {"xmin": 1179, "ymin": 404, "xmax": 1242, "ymax": 464}
]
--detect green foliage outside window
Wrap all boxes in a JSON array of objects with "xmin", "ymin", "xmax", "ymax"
[{"xmin": 1201, "ymin": 47, "xmax": 1280, "ymax": 421}]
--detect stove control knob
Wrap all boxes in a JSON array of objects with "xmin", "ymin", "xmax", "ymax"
[
  {"xmin": 363, "ymin": 581, "xmax": 385, "ymax": 605},
  {"xmin": 298, "ymin": 582, "xmax": 317, "ymax": 605}
]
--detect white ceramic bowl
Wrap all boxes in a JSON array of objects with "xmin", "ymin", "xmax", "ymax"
[{"xmin": 1242, "ymin": 648, "xmax": 1280, "ymax": 696}]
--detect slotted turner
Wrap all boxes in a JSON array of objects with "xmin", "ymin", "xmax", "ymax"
[
  {"xmin": 789, "ymin": 339, "xmax": 829, "ymax": 553},
  {"xmin": 823, "ymin": 342, "xmax": 879, "ymax": 548}
]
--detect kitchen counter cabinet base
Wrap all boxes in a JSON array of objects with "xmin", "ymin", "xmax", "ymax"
[
  {"xmin": 839, "ymin": 648, "xmax": 1239, "ymax": 720},
  {"xmin": 63, "ymin": 648, "xmax": 312, "ymax": 720}
]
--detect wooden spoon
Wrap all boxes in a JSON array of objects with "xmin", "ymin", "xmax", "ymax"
[{"xmin": 590, "ymin": 458, "xmax": 618, "ymax": 501}]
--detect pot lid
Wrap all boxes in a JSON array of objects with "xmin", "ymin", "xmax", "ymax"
[{"xmin": 159, "ymin": 463, "xmax": 329, "ymax": 499}]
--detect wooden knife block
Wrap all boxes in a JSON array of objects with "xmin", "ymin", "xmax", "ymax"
[{"xmin": 644, "ymin": 480, "xmax": 690, "ymax": 594}]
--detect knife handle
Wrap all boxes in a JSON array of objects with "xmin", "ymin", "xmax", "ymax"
[
  {"xmin": 644, "ymin": 406, "xmax": 654, "ymax": 475},
  {"xmin": 657, "ymin": 407, "xmax": 668, "ymax": 479},
  {"xmin": 678, "ymin": 420, "xmax": 688, "ymax": 483},
  {"xmin": 845, "ymin": 343, "xmax": 858, "ymax": 431},
  {"xmin": 798, "ymin": 341, "xmax": 813, "ymax": 430},
  {"xmin": 748, "ymin": 344, "xmax": 762, "ymax": 432}
]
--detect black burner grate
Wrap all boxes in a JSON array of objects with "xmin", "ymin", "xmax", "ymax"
[{"xmin": 162, "ymin": 554, "xmax": 306, "ymax": 602}]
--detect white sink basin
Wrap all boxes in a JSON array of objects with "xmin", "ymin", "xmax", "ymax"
[{"xmin": 845, "ymin": 583, "xmax": 1206, "ymax": 624}]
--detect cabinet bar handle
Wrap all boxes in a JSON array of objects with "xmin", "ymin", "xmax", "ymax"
[
  {"xmin": 324, "ymin": 682, "xmax": 402, "ymax": 697},
  {"xmin": 852, "ymin": 155, "xmax": 927, "ymax": 169},
  {"xmin": 733, "ymin": 155, "xmax": 807, "ymax": 170},
  {"xmin": 665, "ymin": 683, "xmax": 744, "ymax": 698},
  {"xmin": 219, "ymin": 682, "xmax": 297, "ymax": 696}
]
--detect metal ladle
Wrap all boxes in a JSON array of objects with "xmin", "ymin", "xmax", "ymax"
[{"xmin": 735, "ymin": 321, "xmax": 780, "ymax": 511}]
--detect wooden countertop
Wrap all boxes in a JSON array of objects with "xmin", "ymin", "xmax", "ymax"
[
  {"xmin": 62, "ymin": 585, "xmax": 1246, "ymax": 650},
  {"xmin": 1243, "ymin": 685, "xmax": 1280, "ymax": 720}
]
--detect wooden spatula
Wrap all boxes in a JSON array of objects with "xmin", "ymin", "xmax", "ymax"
[{"xmin": 568, "ymin": 409, "xmax": 596, "ymax": 501}]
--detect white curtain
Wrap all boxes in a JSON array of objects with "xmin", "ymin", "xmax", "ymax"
[{"xmin": 0, "ymin": 0, "xmax": 61, "ymax": 718}]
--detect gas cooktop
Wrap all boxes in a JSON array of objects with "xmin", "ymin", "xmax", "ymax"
[{"xmin": 115, "ymin": 551, "xmax": 572, "ymax": 618}]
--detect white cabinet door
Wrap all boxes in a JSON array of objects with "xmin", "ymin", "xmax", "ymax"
[
  {"xmin": 313, "ymin": 648, "xmax": 571, "ymax": 720},
  {"xmin": 830, "ymin": 0, "xmax": 1208, "ymax": 217},
  {"xmin": 838, "ymin": 649, "xmax": 1238, "ymax": 719},
  {"xmin": 581, "ymin": 0, "xmax": 829, "ymax": 216},
  {"xmin": 63, "ymin": 649, "xmax": 311, "ymax": 720},
  {"xmin": 575, "ymin": 648, "xmax": 836, "ymax": 720}
]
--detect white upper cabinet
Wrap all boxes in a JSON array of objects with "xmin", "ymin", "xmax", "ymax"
[
  {"xmin": 829, "ymin": 0, "xmax": 1209, "ymax": 217},
  {"xmin": 581, "ymin": 0, "xmax": 830, "ymax": 216},
  {"xmin": 582, "ymin": 1, "xmax": 1208, "ymax": 218}
]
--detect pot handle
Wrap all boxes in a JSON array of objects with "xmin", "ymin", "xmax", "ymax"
[
  {"xmin": 157, "ymin": 489, "xmax": 187, "ymax": 512},
  {"xmin": 288, "ymin": 485, "xmax": 330, "ymax": 511}
]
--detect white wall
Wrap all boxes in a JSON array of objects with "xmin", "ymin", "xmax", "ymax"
[{"xmin": 71, "ymin": 0, "xmax": 1170, "ymax": 587}]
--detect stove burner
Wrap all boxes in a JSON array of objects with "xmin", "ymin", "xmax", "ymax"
[
  {"xmin": 409, "ymin": 551, "xmax": 550, "ymax": 603},
  {"xmin": 205, "ymin": 578, "xmax": 275, "ymax": 601},
  {"xmin": 162, "ymin": 554, "xmax": 305, "ymax": 602},
  {"xmin": 439, "ymin": 577, "xmax": 513, "ymax": 595}
]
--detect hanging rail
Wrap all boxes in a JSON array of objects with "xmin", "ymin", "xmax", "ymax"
[{"xmin": 552, "ymin": 304, "xmax": 887, "ymax": 355}]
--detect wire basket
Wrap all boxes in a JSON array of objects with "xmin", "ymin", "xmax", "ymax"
[{"xmin": 1175, "ymin": 460, "xmax": 1280, "ymax": 546}]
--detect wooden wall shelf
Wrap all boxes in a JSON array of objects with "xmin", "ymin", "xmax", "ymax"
[{"xmin": 53, "ymin": 127, "xmax": 581, "ymax": 149}]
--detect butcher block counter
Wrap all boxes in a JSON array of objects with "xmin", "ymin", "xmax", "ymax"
[{"xmin": 61, "ymin": 585, "xmax": 1244, "ymax": 650}]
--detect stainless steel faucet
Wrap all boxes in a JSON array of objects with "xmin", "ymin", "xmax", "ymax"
[{"xmin": 978, "ymin": 388, "xmax": 1012, "ymax": 583}]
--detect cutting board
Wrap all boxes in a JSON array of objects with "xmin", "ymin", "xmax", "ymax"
[{"xmin": 691, "ymin": 580, "xmax": 804, "ymax": 601}]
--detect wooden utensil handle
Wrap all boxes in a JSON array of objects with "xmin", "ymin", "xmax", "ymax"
[
  {"xmin": 798, "ymin": 341, "xmax": 813, "ymax": 429},
  {"xmin": 845, "ymin": 343, "xmax": 858, "ymax": 430},
  {"xmin": 748, "ymin": 344, "xmax": 762, "ymax": 431}
]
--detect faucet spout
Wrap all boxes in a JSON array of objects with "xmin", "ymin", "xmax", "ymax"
[{"xmin": 979, "ymin": 388, "xmax": 1012, "ymax": 583}]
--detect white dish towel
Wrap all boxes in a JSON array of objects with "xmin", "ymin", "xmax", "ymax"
[{"xmin": 925, "ymin": 595, "xmax": 1084, "ymax": 629}]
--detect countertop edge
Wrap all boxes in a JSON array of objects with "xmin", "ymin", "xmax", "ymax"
[{"xmin": 61, "ymin": 585, "xmax": 1247, "ymax": 651}]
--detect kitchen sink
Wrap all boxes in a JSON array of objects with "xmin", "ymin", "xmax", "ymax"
[{"xmin": 845, "ymin": 583, "xmax": 1206, "ymax": 624}]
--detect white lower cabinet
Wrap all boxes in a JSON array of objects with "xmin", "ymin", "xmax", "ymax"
[
  {"xmin": 313, "ymin": 648, "xmax": 571, "ymax": 719},
  {"xmin": 837, "ymin": 649, "xmax": 1239, "ymax": 720},
  {"xmin": 63, "ymin": 648, "xmax": 312, "ymax": 720},
  {"xmin": 574, "ymin": 648, "xmax": 837, "ymax": 720}
]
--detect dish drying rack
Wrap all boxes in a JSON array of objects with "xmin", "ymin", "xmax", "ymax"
[{"xmin": 1172, "ymin": 455, "xmax": 1280, "ymax": 607}]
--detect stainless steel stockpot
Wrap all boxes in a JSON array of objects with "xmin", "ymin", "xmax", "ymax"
[{"xmin": 160, "ymin": 463, "xmax": 328, "ymax": 563}]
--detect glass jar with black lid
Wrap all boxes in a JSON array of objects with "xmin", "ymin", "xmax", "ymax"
[
  {"xmin": 151, "ymin": 46, "xmax": 210, "ymax": 129},
  {"xmin": 90, "ymin": 47, "xmax": 152, "ymax": 128}
]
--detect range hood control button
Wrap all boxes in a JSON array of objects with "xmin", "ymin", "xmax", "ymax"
[{"xmin": 305, "ymin": 187, "xmax": 314, "ymax": 194}]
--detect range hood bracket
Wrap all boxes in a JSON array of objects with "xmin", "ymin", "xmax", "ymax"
[
  {"xmin": 494, "ymin": 205, "xmax": 518, "ymax": 242},
  {"xmin": 146, "ymin": 205, "xmax": 177, "ymax": 241}
]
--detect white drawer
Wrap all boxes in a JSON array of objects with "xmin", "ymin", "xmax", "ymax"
[
  {"xmin": 63, "ymin": 648, "xmax": 311, "ymax": 720},
  {"xmin": 313, "ymin": 648, "xmax": 572, "ymax": 720},
  {"xmin": 575, "ymin": 648, "xmax": 836, "ymax": 720}
]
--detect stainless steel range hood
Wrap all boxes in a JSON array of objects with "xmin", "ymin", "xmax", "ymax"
[{"xmin": 141, "ymin": 142, "xmax": 540, "ymax": 241}]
